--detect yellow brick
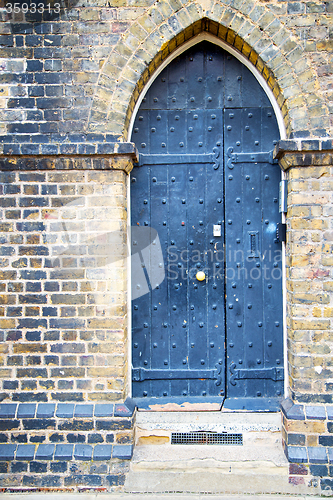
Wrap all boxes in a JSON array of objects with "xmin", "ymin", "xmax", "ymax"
[
  {"xmin": 290, "ymin": 282, "xmax": 311, "ymax": 292},
  {"xmin": 80, "ymin": 8, "xmax": 99, "ymax": 20},
  {"xmin": 311, "ymin": 332, "xmax": 325, "ymax": 342},
  {"xmin": 290, "ymin": 218, "xmax": 328, "ymax": 230},
  {"xmin": 311, "ymin": 180, "xmax": 321, "ymax": 190},
  {"xmin": 88, "ymin": 392, "xmax": 122, "ymax": 402},
  {"xmin": 288, "ymin": 206, "xmax": 311, "ymax": 217},
  {"xmin": 288, "ymin": 180, "xmax": 309, "ymax": 191},
  {"xmin": 324, "ymin": 308, "xmax": 333, "ymax": 318},
  {"xmin": 288, "ymin": 166, "xmax": 328, "ymax": 180},
  {"xmin": 47, "ymin": 172, "xmax": 85, "ymax": 183},
  {"xmin": 138, "ymin": 12, "xmax": 157, "ymax": 34},
  {"xmin": 116, "ymin": 430, "xmax": 133, "ymax": 443},
  {"xmin": 311, "ymin": 232, "xmax": 321, "ymax": 242},
  {"xmin": 290, "ymin": 243, "xmax": 321, "ymax": 255},
  {"xmin": 313, "ymin": 307, "xmax": 322, "ymax": 318},
  {"xmin": 107, "ymin": 378, "xmax": 124, "ymax": 391},
  {"xmin": 290, "ymin": 354, "xmax": 312, "ymax": 366},
  {"xmin": 289, "ymin": 193, "xmax": 329, "ymax": 205},
  {"xmin": 310, "ymin": 219, "xmax": 328, "ymax": 229},
  {"xmin": 322, "ymin": 244, "xmax": 332, "ymax": 253},
  {"xmin": 87, "ymin": 367, "xmax": 123, "ymax": 377},
  {"xmin": 88, "ymin": 343, "xmax": 123, "ymax": 354},
  {"xmin": 13, "ymin": 343, "xmax": 47, "ymax": 353},
  {"xmin": 306, "ymin": 435, "xmax": 319, "ymax": 447},
  {"xmin": 313, "ymin": 356, "xmax": 325, "ymax": 365},
  {"xmin": 291, "ymin": 304, "xmax": 310, "ymax": 317},
  {"xmin": 311, "ymin": 206, "xmax": 323, "ymax": 217},
  {"xmin": 322, "ymin": 256, "xmax": 333, "ymax": 266},
  {"xmin": 99, "ymin": 328, "xmax": 122, "ymax": 342},
  {"xmin": 290, "ymin": 255, "xmax": 315, "ymax": 267},
  {"xmin": 292, "ymin": 293, "xmax": 330, "ymax": 305},
  {"xmin": 324, "ymin": 282, "xmax": 333, "ymax": 291},
  {"xmin": 106, "ymin": 356, "xmax": 124, "ymax": 366},
  {"xmin": 320, "ymin": 180, "xmax": 333, "ymax": 191},
  {"xmin": 87, "ymin": 318, "xmax": 124, "ymax": 330},
  {"xmin": 292, "ymin": 319, "xmax": 330, "ymax": 330},
  {"xmin": 285, "ymin": 420, "xmax": 326, "ymax": 434},
  {"xmin": 0, "ymin": 319, "xmax": 16, "ymax": 328}
]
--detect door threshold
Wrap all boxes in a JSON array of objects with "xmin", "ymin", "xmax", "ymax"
[
  {"xmin": 222, "ymin": 397, "xmax": 283, "ymax": 412},
  {"xmin": 134, "ymin": 396, "xmax": 223, "ymax": 412},
  {"xmin": 133, "ymin": 396, "xmax": 283, "ymax": 412}
]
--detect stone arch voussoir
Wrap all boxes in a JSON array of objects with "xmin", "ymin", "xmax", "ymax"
[{"xmin": 87, "ymin": 0, "xmax": 328, "ymax": 140}]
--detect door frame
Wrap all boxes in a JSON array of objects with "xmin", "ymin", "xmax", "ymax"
[{"xmin": 127, "ymin": 32, "xmax": 288, "ymax": 405}]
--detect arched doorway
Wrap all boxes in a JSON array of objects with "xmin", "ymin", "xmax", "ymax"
[{"xmin": 130, "ymin": 40, "xmax": 284, "ymax": 410}]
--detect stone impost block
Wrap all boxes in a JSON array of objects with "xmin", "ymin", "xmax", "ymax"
[{"xmin": 275, "ymin": 139, "xmax": 333, "ymax": 170}]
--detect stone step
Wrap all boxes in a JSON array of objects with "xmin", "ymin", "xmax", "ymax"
[
  {"xmin": 125, "ymin": 450, "xmax": 318, "ymax": 495},
  {"xmin": 125, "ymin": 468, "xmax": 292, "ymax": 494},
  {"xmin": 124, "ymin": 411, "xmax": 320, "ymax": 495}
]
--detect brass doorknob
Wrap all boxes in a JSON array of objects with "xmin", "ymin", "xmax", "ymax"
[{"xmin": 196, "ymin": 271, "xmax": 206, "ymax": 281}]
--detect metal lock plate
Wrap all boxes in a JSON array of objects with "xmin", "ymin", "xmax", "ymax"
[{"xmin": 213, "ymin": 224, "xmax": 222, "ymax": 237}]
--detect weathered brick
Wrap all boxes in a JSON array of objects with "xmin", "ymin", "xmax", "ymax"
[
  {"xmin": 23, "ymin": 420, "xmax": 56, "ymax": 430},
  {"xmin": 285, "ymin": 420, "xmax": 326, "ymax": 434},
  {"xmin": 96, "ymin": 419, "xmax": 132, "ymax": 431},
  {"xmin": 22, "ymin": 475, "xmax": 61, "ymax": 487},
  {"xmin": 14, "ymin": 344, "xmax": 47, "ymax": 354},
  {"xmin": 64, "ymin": 474, "xmax": 102, "ymax": 486},
  {"xmin": 58, "ymin": 420, "xmax": 93, "ymax": 431},
  {"xmin": 51, "ymin": 368, "xmax": 85, "ymax": 378}
]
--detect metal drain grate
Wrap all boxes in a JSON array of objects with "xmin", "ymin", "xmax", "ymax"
[{"xmin": 171, "ymin": 431, "xmax": 243, "ymax": 445}]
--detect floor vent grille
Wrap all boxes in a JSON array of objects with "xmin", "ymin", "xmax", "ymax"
[{"xmin": 171, "ymin": 431, "xmax": 243, "ymax": 445}]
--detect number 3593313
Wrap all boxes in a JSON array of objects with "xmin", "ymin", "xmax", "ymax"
[{"xmin": 5, "ymin": 3, "xmax": 60, "ymax": 13}]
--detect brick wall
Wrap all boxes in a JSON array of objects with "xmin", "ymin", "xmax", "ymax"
[
  {"xmin": 276, "ymin": 140, "xmax": 333, "ymax": 405},
  {"xmin": 0, "ymin": 401, "xmax": 135, "ymax": 491},
  {"xmin": 0, "ymin": 154, "xmax": 134, "ymax": 404},
  {"xmin": 0, "ymin": 0, "xmax": 332, "ymax": 141},
  {"xmin": 0, "ymin": 151, "xmax": 137, "ymax": 491},
  {"xmin": 282, "ymin": 399, "xmax": 333, "ymax": 492},
  {"xmin": 1, "ymin": 0, "xmax": 333, "ymax": 494},
  {"xmin": 276, "ymin": 141, "xmax": 333, "ymax": 495}
]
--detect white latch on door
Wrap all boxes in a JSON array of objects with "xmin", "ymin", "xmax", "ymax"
[{"xmin": 213, "ymin": 225, "xmax": 222, "ymax": 237}]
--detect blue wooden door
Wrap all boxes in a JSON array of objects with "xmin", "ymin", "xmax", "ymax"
[{"xmin": 130, "ymin": 42, "xmax": 283, "ymax": 408}]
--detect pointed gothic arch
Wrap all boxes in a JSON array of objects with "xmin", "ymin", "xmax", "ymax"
[{"xmin": 87, "ymin": 2, "xmax": 328, "ymax": 139}]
